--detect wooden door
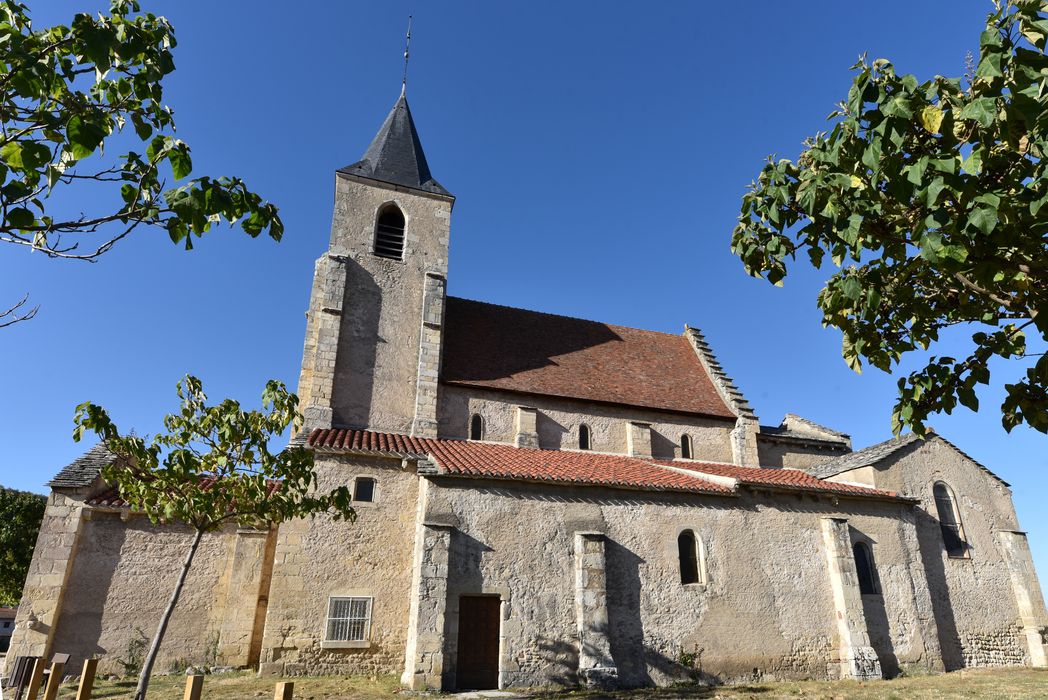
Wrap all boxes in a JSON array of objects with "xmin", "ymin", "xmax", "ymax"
[{"xmin": 456, "ymin": 596, "xmax": 501, "ymax": 690}]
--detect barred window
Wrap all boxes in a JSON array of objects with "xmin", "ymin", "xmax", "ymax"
[
  {"xmin": 579, "ymin": 424, "xmax": 591, "ymax": 451},
  {"xmin": 326, "ymin": 597, "xmax": 372, "ymax": 642},
  {"xmin": 933, "ymin": 482, "xmax": 968, "ymax": 557},
  {"xmin": 680, "ymin": 434, "xmax": 693, "ymax": 460},
  {"xmin": 373, "ymin": 205, "xmax": 405, "ymax": 260}
]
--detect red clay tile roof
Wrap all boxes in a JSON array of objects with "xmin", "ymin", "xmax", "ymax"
[
  {"xmin": 651, "ymin": 460, "xmax": 900, "ymax": 499},
  {"xmin": 441, "ymin": 298, "xmax": 736, "ymax": 419},
  {"xmin": 308, "ymin": 428, "xmax": 732, "ymax": 495},
  {"xmin": 308, "ymin": 429, "xmax": 903, "ymax": 500}
]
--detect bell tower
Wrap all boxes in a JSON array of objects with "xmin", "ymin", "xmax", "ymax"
[{"xmin": 297, "ymin": 88, "xmax": 454, "ymax": 436}]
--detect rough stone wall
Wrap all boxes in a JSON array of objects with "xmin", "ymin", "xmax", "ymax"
[
  {"xmin": 438, "ymin": 386, "xmax": 735, "ymax": 463},
  {"xmin": 313, "ymin": 174, "xmax": 452, "ymax": 433},
  {"xmin": 258, "ymin": 455, "xmax": 419, "ymax": 677},
  {"xmin": 421, "ymin": 479, "xmax": 939, "ymax": 689},
  {"xmin": 4, "ymin": 491, "xmax": 86, "ymax": 677},
  {"xmin": 757, "ymin": 439, "xmax": 849, "ymax": 470},
  {"xmin": 833, "ymin": 437, "xmax": 1039, "ymax": 669},
  {"xmin": 43, "ymin": 514, "xmax": 249, "ymax": 676}
]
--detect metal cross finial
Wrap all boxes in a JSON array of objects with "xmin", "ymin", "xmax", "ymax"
[{"xmin": 402, "ymin": 15, "xmax": 413, "ymax": 94}]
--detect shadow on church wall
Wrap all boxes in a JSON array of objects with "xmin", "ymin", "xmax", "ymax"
[
  {"xmin": 332, "ymin": 259, "xmax": 381, "ymax": 428},
  {"xmin": 49, "ymin": 515, "xmax": 126, "ymax": 672},
  {"xmin": 914, "ymin": 508, "xmax": 963, "ymax": 670},
  {"xmin": 441, "ymin": 529, "xmax": 493, "ymax": 690}
]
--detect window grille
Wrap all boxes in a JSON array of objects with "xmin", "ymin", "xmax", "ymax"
[
  {"xmin": 326, "ymin": 597, "xmax": 372, "ymax": 642},
  {"xmin": 373, "ymin": 206, "xmax": 405, "ymax": 260}
]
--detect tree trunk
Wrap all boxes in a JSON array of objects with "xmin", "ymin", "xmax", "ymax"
[{"xmin": 134, "ymin": 527, "xmax": 205, "ymax": 700}]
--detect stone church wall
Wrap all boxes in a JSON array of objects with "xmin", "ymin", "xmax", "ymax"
[
  {"xmin": 837, "ymin": 438, "xmax": 1042, "ymax": 669},
  {"xmin": 258, "ymin": 454, "xmax": 420, "ymax": 677},
  {"xmin": 756, "ymin": 438, "xmax": 848, "ymax": 470},
  {"xmin": 438, "ymin": 386, "xmax": 736, "ymax": 463},
  {"xmin": 318, "ymin": 176, "xmax": 452, "ymax": 434},
  {"xmin": 43, "ymin": 514, "xmax": 249, "ymax": 676},
  {"xmin": 421, "ymin": 479, "xmax": 941, "ymax": 688}
]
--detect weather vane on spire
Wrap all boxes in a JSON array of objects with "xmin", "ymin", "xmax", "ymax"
[{"xmin": 402, "ymin": 15, "xmax": 413, "ymax": 94}]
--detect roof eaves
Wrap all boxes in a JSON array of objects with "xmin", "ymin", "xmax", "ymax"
[
  {"xmin": 806, "ymin": 433, "xmax": 923, "ymax": 480},
  {"xmin": 48, "ymin": 443, "xmax": 117, "ymax": 489}
]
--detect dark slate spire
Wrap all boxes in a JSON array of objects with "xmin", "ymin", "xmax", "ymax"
[{"xmin": 339, "ymin": 89, "xmax": 451, "ymax": 197}]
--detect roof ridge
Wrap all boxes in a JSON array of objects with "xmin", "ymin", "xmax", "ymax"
[
  {"xmin": 781, "ymin": 413, "xmax": 851, "ymax": 440},
  {"xmin": 307, "ymin": 428, "xmax": 907, "ymax": 501},
  {"xmin": 683, "ymin": 326, "xmax": 756, "ymax": 422},
  {"xmin": 446, "ymin": 296, "xmax": 689, "ymax": 340}
]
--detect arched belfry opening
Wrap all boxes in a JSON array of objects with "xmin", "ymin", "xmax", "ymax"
[{"xmin": 373, "ymin": 204, "xmax": 406, "ymax": 260}]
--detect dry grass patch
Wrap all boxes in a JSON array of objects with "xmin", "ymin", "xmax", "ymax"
[
  {"xmin": 45, "ymin": 667, "xmax": 1048, "ymax": 699},
  {"xmin": 53, "ymin": 671, "xmax": 401, "ymax": 700}
]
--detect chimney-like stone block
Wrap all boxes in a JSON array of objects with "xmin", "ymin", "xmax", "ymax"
[
  {"xmin": 515, "ymin": 406, "xmax": 539, "ymax": 449},
  {"xmin": 627, "ymin": 421, "xmax": 652, "ymax": 459}
]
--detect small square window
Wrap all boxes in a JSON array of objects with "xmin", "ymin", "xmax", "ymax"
[
  {"xmin": 354, "ymin": 478, "xmax": 376, "ymax": 503},
  {"xmin": 326, "ymin": 597, "xmax": 372, "ymax": 642}
]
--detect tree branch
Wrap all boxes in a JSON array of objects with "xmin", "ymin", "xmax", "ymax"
[{"xmin": 0, "ymin": 293, "xmax": 39, "ymax": 329}]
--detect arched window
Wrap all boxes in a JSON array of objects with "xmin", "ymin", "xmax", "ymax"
[
  {"xmin": 373, "ymin": 205, "xmax": 405, "ymax": 260},
  {"xmin": 677, "ymin": 529, "xmax": 706, "ymax": 585},
  {"xmin": 578, "ymin": 424, "xmax": 591, "ymax": 451},
  {"xmin": 853, "ymin": 542, "xmax": 879, "ymax": 595},
  {"xmin": 680, "ymin": 434, "xmax": 693, "ymax": 460},
  {"xmin": 933, "ymin": 482, "xmax": 967, "ymax": 557},
  {"xmin": 469, "ymin": 414, "xmax": 483, "ymax": 441}
]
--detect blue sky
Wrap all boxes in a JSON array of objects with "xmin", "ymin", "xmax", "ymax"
[{"xmin": 3, "ymin": 2, "xmax": 1045, "ymax": 576}]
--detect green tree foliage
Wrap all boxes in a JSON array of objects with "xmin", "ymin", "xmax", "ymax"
[
  {"xmin": 73, "ymin": 376, "xmax": 354, "ymax": 700},
  {"xmin": 0, "ymin": 1, "xmax": 283, "ymax": 325},
  {"xmin": 732, "ymin": 1, "xmax": 1048, "ymax": 436},
  {"xmin": 0, "ymin": 486, "xmax": 46, "ymax": 606}
]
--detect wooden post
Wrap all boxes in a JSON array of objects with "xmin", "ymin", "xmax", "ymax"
[
  {"xmin": 41, "ymin": 658, "xmax": 66, "ymax": 700},
  {"xmin": 274, "ymin": 681, "xmax": 294, "ymax": 700},
  {"xmin": 183, "ymin": 674, "xmax": 204, "ymax": 700},
  {"xmin": 23, "ymin": 657, "xmax": 46, "ymax": 700},
  {"xmin": 75, "ymin": 658, "xmax": 99, "ymax": 700}
]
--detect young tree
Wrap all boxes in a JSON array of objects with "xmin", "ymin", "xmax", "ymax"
[
  {"xmin": 0, "ymin": 486, "xmax": 47, "ymax": 605},
  {"xmin": 0, "ymin": 1, "xmax": 284, "ymax": 325},
  {"xmin": 732, "ymin": 0, "xmax": 1048, "ymax": 436},
  {"xmin": 73, "ymin": 376, "xmax": 354, "ymax": 700}
]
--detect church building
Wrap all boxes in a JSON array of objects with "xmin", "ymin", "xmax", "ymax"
[{"xmin": 7, "ymin": 88, "xmax": 1048, "ymax": 691}]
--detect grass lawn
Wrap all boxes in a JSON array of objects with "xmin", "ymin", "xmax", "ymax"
[{"xmin": 47, "ymin": 667, "xmax": 1048, "ymax": 699}]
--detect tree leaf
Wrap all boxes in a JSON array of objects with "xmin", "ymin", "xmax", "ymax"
[
  {"xmin": 920, "ymin": 105, "xmax": 944, "ymax": 133},
  {"xmin": 958, "ymin": 97, "xmax": 997, "ymax": 128}
]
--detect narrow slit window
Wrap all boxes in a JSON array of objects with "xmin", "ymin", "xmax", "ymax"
[
  {"xmin": 853, "ymin": 542, "xmax": 879, "ymax": 595},
  {"xmin": 933, "ymin": 482, "xmax": 968, "ymax": 557},
  {"xmin": 680, "ymin": 434, "xmax": 693, "ymax": 460},
  {"xmin": 469, "ymin": 414, "xmax": 483, "ymax": 441},
  {"xmin": 579, "ymin": 424, "xmax": 591, "ymax": 451},
  {"xmin": 325, "ymin": 596, "xmax": 372, "ymax": 642},
  {"xmin": 678, "ymin": 529, "xmax": 705, "ymax": 585},
  {"xmin": 354, "ymin": 477, "xmax": 375, "ymax": 503},
  {"xmin": 373, "ymin": 205, "xmax": 405, "ymax": 260}
]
